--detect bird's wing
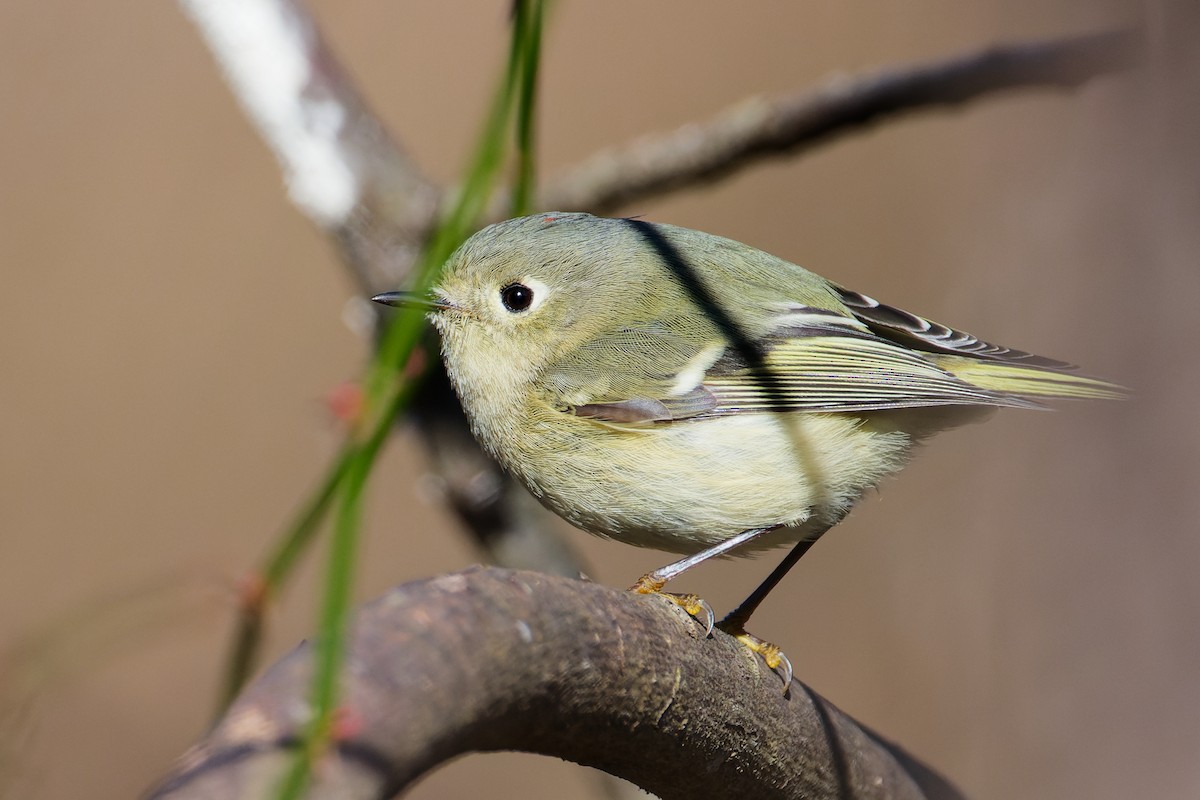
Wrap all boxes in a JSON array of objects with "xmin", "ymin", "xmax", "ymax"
[
  {"xmin": 829, "ymin": 288, "xmax": 1124, "ymax": 401},
  {"xmin": 539, "ymin": 319, "xmax": 725, "ymax": 425},
  {"xmin": 541, "ymin": 306, "xmax": 1042, "ymax": 427},
  {"xmin": 701, "ymin": 334, "xmax": 1043, "ymax": 414},
  {"xmin": 833, "ymin": 287, "xmax": 1074, "ymax": 368}
]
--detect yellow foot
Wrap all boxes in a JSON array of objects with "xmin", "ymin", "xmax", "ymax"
[
  {"xmin": 716, "ymin": 622, "xmax": 794, "ymax": 691},
  {"xmin": 629, "ymin": 573, "xmax": 715, "ymax": 636}
]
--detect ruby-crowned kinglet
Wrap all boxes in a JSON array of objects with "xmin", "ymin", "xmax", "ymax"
[{"xmin": 374, "ymin": 212, "xmax": 1121, "ymax": 684}]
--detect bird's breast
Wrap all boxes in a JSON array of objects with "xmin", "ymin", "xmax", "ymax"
[{"xmin": 475, "ymin": 396, "xmax": 913, "ymax": 556}]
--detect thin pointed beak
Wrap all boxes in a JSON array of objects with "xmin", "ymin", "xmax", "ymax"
[{"xmin": 370, "ymin": 291, "xmax": 451, "ymax": 311}]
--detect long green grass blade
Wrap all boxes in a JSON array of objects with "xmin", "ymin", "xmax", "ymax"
[{"xmin": 273, "ymin": 4, "xmax": 548, "ymax": 797}]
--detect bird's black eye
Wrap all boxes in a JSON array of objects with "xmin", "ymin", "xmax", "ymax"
[{"xmin": 500, "ymin": 283, "xmax": 534, "ymax": 312}]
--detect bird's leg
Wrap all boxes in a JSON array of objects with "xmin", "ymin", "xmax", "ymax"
[
  {"xmin": 629, "ymin": 526, "xmax": 775, "ymax": 637},
  {"xmin": 716, "ymin": 529, "xmax": 831, "ymax": 690},
  {"xmin": 720, "ymin": 536, "xmax": 820, "ymax": 631}
]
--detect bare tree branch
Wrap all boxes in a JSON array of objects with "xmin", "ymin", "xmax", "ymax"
[
  {"xmin": 177, "ymin": 0, "xmax": 588, "ymax": 587},
  {"xmin": 178, "ymin": 0, "xmax": 440, "ymax": 292},
  {"xmin": 146, "ymin": 567, "xmax": 964, "ymax": 800},
  {"xmin": 179, "ymin": 6, "xmax": 1137, "ymax": 291},
  {"xmin": 540, "ymin": 29, "xmax": 1140, "ymax": 214}
]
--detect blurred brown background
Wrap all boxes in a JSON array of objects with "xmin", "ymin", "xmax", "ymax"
[{"xmin": 2, "ymin": 1, "xmax": 1196, "ymax": 798}]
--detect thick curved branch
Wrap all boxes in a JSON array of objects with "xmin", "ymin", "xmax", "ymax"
[
  {"xmin": 148, "ymin": 567, "xmax": 963, "ymax": 800},
  {"xmin": 540, "ymin": 29, "xmax": 1140, "ymax": 214}
]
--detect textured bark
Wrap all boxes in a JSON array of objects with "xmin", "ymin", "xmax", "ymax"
[{"xmin": 149, "ymin": 567, "xmax": 962, "ymax": 800}]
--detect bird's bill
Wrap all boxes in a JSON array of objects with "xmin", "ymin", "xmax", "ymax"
[{"xmin": 370, "ymin": 291, "xmax": 452, "ymax": 311}]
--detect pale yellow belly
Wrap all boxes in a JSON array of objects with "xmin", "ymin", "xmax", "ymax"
[{"xmin": 498, "ymin": 408, "xmax": 914, "ymax": 556}]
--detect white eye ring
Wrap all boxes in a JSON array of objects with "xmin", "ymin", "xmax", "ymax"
[{"xmin": 498, "ymin": 276, "xmax": 549, "ymax": 314}]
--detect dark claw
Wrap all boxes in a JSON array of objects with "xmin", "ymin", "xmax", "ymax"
[
  {"xmin": 628, "ymin": 579, "xmax": 715, "ymax": 638},
  {"xmin": 696, "ymin": 597, "xmax": 715, "ymax": 637},
  {"xmin": 718, "ymin": 623, "xmax": 794, "ymax": 692},
  {"xmin": 775, "ymin": 649, "xmax": 793, "ymax": 691}
]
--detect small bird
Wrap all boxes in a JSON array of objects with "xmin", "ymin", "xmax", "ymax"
[{"xmin": 374, "ymin": 212, "xmax": 1121, "ymax": 686}]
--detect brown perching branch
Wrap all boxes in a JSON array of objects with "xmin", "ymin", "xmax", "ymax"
[
  {"xmin": 147, "ymin": 567, "xmax": 964, "ymax": 800},
  {"xmin": 539, "ymin": 29, "xmax": 1141, "ymax": 214}
]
